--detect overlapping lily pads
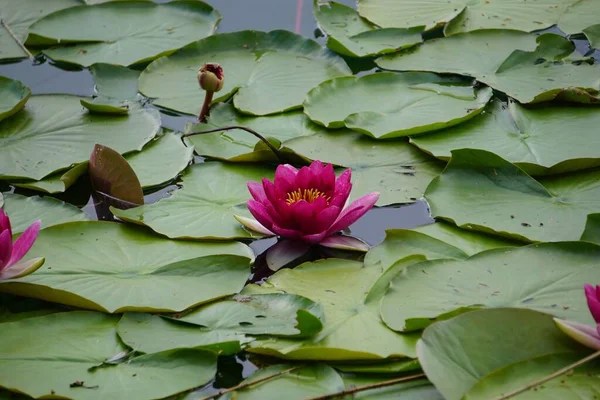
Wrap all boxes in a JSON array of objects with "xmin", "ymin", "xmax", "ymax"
[
  {"xmin": 112, "ymin": 162, "xmax": 273, "ymax": 240},
  {"xmin": 304, "ymin": 72, "xmax": 492, "ymax": 138},
  {"xmin": 81, "ymin": 63, "xmax": 141, "ymax": 114},
  {"xmin": 378, "ymin": 31, "xmax": 600, "ymax": 103},
  {"xmin": 0, "ymin": 76, "xmax": 30, "ymax": 121},
  {"xmin": 247, "ymin": 258, "xmax": 420, "ymax": 360},
  {"xmin": 0, "ymin": 94, "xmax": 161, "ymax": 181},
  {"xmin": 425, "ymin": 149, "xmax": 600, "ymax": 242},
  {"xmin": 28, "ymin": 1, "xmax": 221, "ymax": 67},
  {"xmin": 0, "ymin": 222, "xmax": 253, "ymax": 312},
  {"xmin": 117, "ymin": 293, "xmax": 324, "ymax": 355},
  {"xmin": 559, "ymin": 0, "xmax": 600, "ymax": 48},
  {"xmin": 0, "ymin": 311, "xmax": 218, "ymax": 400},
  {"xmin": 411, "ymin": 99, "xmax": 600, "ymax": 175},
  {"xmin": 285, "ymin": 130, "xmax": 444, "ymax": 205},
  {"xmin": 139, "ymin": 30, "xmax": 351, "ymax": 116},
  {"xmin": 314, "ymin": 1, "xmax": 423, "ymax": 58},
  {"xmin": 417, "ymin": 308, "xmax": 592, "ymax": 400},
  {"xmin": 381, "ymin": 242, "xmax": 600, "ymax": 332},
  {"xmin": 581, "ymin": 214, "xmax": 600, "ymax": 244},
  {"xmin": 0, "ymin": 192, "xmax": 89, "ymax": 234}
]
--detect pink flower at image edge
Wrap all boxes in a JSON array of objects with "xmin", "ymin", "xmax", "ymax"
[
  {"xmin": 234, "ymin": 160, "xmax": 378, "ymax": 251},
  {"xmin": 554, "ymin": 283, "xmax": 600, "ymax": 351},
  {"xmin": 0, "ymin": 209, "xmax": 44, "ymax": 280}
]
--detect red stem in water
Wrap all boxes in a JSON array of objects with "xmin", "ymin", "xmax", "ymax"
[{"xmin": 198, "ymin": 91, "xmax": 214, "ymax": 122}]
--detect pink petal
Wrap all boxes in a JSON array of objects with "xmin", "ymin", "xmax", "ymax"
[
  {"xmin": 330, "ymin": 169, "xmax": 352, "ymax": 208},
  {"xmin": 266, "ymin": 240, "xmax": 311, "ymax": 271},
  {"xmin": 0, "ymin": 209, "xmax": 11, "ymax": 236},
  {"xmin": 310, "ymin": 196, "xmax": 329, "ymax": 216},
  {"xmin": 321, "ymin": 163, "xmax": 336, "ymax": 193},
  {"xmin": 0, "ymin": 257, "xmax": 45, "ymax": 280},
  {"xmin": 554, "ymin": 318, "xmax": 600, "ymax": 351},
  {"xmin": 296, "ymin": 166, "xmax": 316, "ymax": 191},
  {"xmin": 7, "ymin": 220, "xmax": 40, "ymax": 267},
  {"xmin": 248, "ymin": 181, "xmax": 269, "ymax": 204},
  {"xmin": 0, "ymin": 229, "xmax": 12, "ymax": 270},
  {"xmin": 585, "ymin": 284, "xmax": 600, "ymax": 323},
  {"xmin": 234, "ymin": 215, "xmax": 275, "ymax": 236},
  {"xmin": 320, "ymin": 235, "xmax": 370, "ymax": 252},
  {"xmin": 274, "ymin": 164, "xmax": 298, "ymax": 194},
  {"xmin": 309, "ymin": 161, "xmax": 325, "ymax": 188},
  {"xmin": 247, "ymin": 200, "xmax": 275, "ymax": 232},
  {"xmin": 314, "ymin": 206, "xmax": 342, "ymax": 233},
  {"xmin": 291, "ymin": 200, "xmax": 317, "ymax": 233},
  {"xmin": 263, "ymin": 179, "xmax": 282, "ymax": 205},
  {"xmin": 300, "ymin": 231, "xmax": 329, "ymax": 244},
  {"xmin": 270, "ymin": 223, "xmax": 304, "ymax": 239},
  {"xmin": 326, "ymin": 192, "xmax": 379, "ymax": 235}
]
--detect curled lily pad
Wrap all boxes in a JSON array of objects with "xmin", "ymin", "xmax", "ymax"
[
  {"xmin": 28, "ymin": 1, "xmax": 222, "ymax": 67},
  {"xmin": 0, "ymin": 76, "xmax": 30, "ymax": 121},
  {"xmin": 558, "ymin": 0, "xmax": 600, "ymax": 48},
  {"xmin": 304, "ymin": 72, "xmax": 492, "ymax": 138},
  {"xmin": 139, "ymin": 30, "xmax": 351, "ymax": 116},
  {"xmin": 81, "ymin": 64, "xmax": 141, "ymax": 115}
]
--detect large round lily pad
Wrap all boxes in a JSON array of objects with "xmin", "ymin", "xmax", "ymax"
[
  {"xmin": 285, "ymin": 130, "xmax": 444, "ymax": 205},
  {"xmin": 0, "ymin": 311, "xmax": 218, "ymax": 400},
  {"xmin": 411, "ymin": 99, "xmax": 600, "ymax": 175},
  {"xmin": 381, "ymin": 242, "xmax": 600, "ymax": 332},
  {"xmin": 0, "ymin": 76, "xmax": 30, "ymax": 121},
  {"xmin": 0, "ymin": 94, "xmax": 161, "ymax": 181},
  {"xmin": 0, "ymin": 221, "xmax": 253, "ymax": 312},
  {"xmin": 139, "ymin": 30, "xmax": 351, "ymax": 116},
  {"xmin": 304, "ymin": 72, "xmax": 492, "ymax": 138},
  {"xmin": 425, "ymin": 149, "xmax": 600, "ymax": 243},
  {"xmin": 378, "ymin": 31, "xmax": 600, "ymax": 104},
  {"xmin": 111, "ymin": 162, "xmax": 274, "ymax": 240},
  {"xmin": 28, "ymin": 1, "xmax": 221, "ymax": 67}
]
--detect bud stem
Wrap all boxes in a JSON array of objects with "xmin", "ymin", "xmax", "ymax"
[
  {"xmin": 198, "ymin": 91, "xmax": 214, "ymax": 122},
  {"xmin": 183, "ymin": 125, "xmax": 284, "ymax": 162}
]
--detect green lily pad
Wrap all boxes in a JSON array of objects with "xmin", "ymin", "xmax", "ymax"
[
  {"xmin": 0, "ymin": 221, "xmax": 253, "ymax": 312},
  {"xmin": 341, "ymin": 376, "xmax": 443, "ymax": 400},
  {"xmin": 139, "ymin": 30, "xmax": 351, "ymax": 116},
  {"xmin": 331, "ymin": 358, "xmax": 420, "ymax": 374},
  {"xmin": 378, "ymin": 31, "xmax": 600, "ymax": 104},
  {"xmin": 285, "ymin": 129, "xmax": 444, "ymax": 205},
  {"xmin": 417, "ymin": 308, "xmax": 591, "ymax": 400},
  {"xmin": 111, "ymin": 162, "xmax": 273, "ymax": 240},
  {"xmin": 364, "ymin": 222, "xmax": 519, "ymax": 272},
  {"xmin": 558, "ymin": 0, "xmax": 600, "ymax": 48},
  {"xmin": 0, "ymin": 76, "xmax": 30, "ymax": 121},
  {"xmin": 247, "ymin": 258, "xmax": 420, "ymax": 360},
  {"xmin": 187, "ymin": 103, "xmax": 319, "ymax": 162},
  {"xmin": 357, "ymin": 0, "xmax": 573, "ymax": 34},
  {"xmin": 411, "ymin": 99, "xmax": 600, "ymax": 175},
  {"xmin": 304, "ymin": 72, "xmax": 492, "ymax": 138},
  {"xmin": 10, "ymin": 163, "xmax": 89, "ymax": 194},
  {"xmin": 117, "ymin": 293, "xmax": 324, "ymax": 355},
  {"xmin": 0, "ymin": 311, "xmax": 218, "ymax": 400},
  {"xmin": 0, "ymin": 192, "xmax": 89, "ymax": 234},
  {"xmin": 81, "ymin": 63, "xmax": 141, "ymax": 114},
  {"xmin": 0, "ymin": 94, "xmax": 161, "ymax": 181},
  {"xmin": 314, "ymin": 1, "xmax": 423, "ymax": 58},
  {"xmin": 425, "ymin": 149, "xmax": 600, "ymax": 243},
  {"xmin": 0, "ymin": 0, "xmax": 80, "ymax": 61},
  {"xmin": 581, "ymin": 214, "xmax": 600, "ymax": 244},
  {"xmin": 28, "ymin": 1, "xmax": 221, "ymax": 67},
  {"xmin": 381, "ymin": 242, "xmax": 600, "ymax": 332}
]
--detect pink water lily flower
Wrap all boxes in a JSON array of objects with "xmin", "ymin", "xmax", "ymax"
[
  {"xmin": 0, "ymin": 209, "xmax": 44, "ymax": 280},
  {"xmin": 234, "ymin": 160, "xmax": 378, "ymax": 252},
  {"xmin": 554, "ymin": 283, "xmax": 600, "ymax": 350}
]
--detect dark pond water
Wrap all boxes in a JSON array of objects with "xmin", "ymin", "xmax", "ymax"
[{"xmin": 0, "ymin": 0, "xmax": 436, "ymax": 394}]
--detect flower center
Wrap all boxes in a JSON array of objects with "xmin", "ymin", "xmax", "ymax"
[{"xmin": 286, "ymin": 188, "xmax": 330, "ymax": 205}]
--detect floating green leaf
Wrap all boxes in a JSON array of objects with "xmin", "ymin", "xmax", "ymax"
[
  {"xmin": 139, "ymin": 30, "xmax": 351, "ymax": 116},
  {"xmin": 341, "ymin": 376, "xmax": 443, "ymax": 400},
  {"xmin": 81, "ymin": 63, "xmax": 141, "ymax": 114},
  {"xmin": 188, "ymin": 103, "xmax": 319, "ymax": 162},
  {"xmin": 286, "ymin": 130, "xmax": 443, "ymax": 205},
  {"xmin": 10, "ymin": 163, "xmax": 88, "ymax": 194},
  {"xmin": 331, "ymin": 358, "xmax": 420, "ymax": 374},
  {"xmin": 417, "ymin": 308, "xmax": 591, "ymax": 400},
  {"xmin": 247, "ymin": 258, "xmax": 420, "ymax": 360},
  {"xmin": 304, "ymin": 72, "xmax": 492, "ymax": 138},
  {"xmin": 581, "ymin": 214, "xmax": 600, "ymax": 244},
  {"xmin": 558, "ymin": 0, "xmax": 600, "ymax": 48},
  {"xmin": 0, "ymin": 311, "xmax": 218, "ymax": 400},
  {"xmin": 411, "ymin": 99, "xmax": 600, "ymax": 175},
  {"xmin": 314, "ymin": 1, "xmax": 423, "ymax": 58},
  {"xmin": 382, "ymin": 242, "xmax": 600, "ymax": 332},
  {"xmin": 112, "ymin": 162, "xmax": 273, "ymax": 240},
  {"xmin": 0, "ymin": 76, "xmax": 30, "ymax": 121},
  {"xmin": 0, "ymin": 222, "xmax": 253, "ymax": 312},
  {"xmin": 0, "ymin": 0, "xmax": 80, "ymax": 61},
  {"xmin": 28, "ymin": 1, "xmax": 221, "ymax": 67},
  {"xmin": 357, "ymin": 0, "xmax": 573, "ymax": 34},
  {"xmin": 425, "ymin": 149, "xmax": 600, "ymax": 242},
  {"xmin": 0, "ymin": 94, "xmax": 161, "ymax": 181},
  {"xmin": 378, "ymin": 31, "xmax": 600, "ymax": 103},
  {"xmin": 0, "ymin": 192, "xmax": 89, "ymax": 234},
  {"xmin": 117, "ymin": 293, "xmax": 324, "ymax": 354}
]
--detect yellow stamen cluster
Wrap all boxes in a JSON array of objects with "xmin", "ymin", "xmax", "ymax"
[{"xmin": 286, "ymin": 188, "xmax": 330, "ymax": 205}]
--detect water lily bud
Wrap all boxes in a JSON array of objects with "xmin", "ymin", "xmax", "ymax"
[{"xmin": 197, "ymin": 63, "xmax": 224, "ymax": 93}]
